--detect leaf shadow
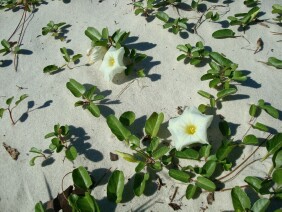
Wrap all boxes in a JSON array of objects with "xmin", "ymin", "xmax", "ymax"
[
  {"xmin": 69, "ymin": 125, "xmax": 104, "ymax": 162},
  {"xmin": 125, "ymin": 36, "xmax": 157, "ymax": 51},
  {"xmin": 0, "ymin": 60, "xmax": 12, "ymax": 67},
  {"xmin": 240, "ymin": 70, "xmax": 261, "ymax": 89},
  {"xmin": 17, "ymin": 100, "xmax": 53, "ymax": 123},
  {"xmin": 121, "ymin": 177, "xmax": 135, "ymax": 203},
  {"xmin": 96, "ymin": 197, "xmax": 117, "ymax": 211}
]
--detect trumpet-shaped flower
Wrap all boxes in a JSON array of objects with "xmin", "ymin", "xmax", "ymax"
[
  {"xmin": 87, "ymin": 46, "xmax": 107, "ymax": 64},
  {"xmin": 168, "ymin": 106, "xmax": 213, "ymax": 151},
  {"xmin": 99, "ymin": 46, "xmax": 127, "ymax": 81}
]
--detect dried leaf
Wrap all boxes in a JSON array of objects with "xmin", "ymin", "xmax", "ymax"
[
  {"xmin": 168, "ymin": 203, "xmax": 181, "ymax": 211},
  {"xmin": 110, "ymin": 152, "xmax": 119, "ymax": 161},
  {"xmin": 3, "ymin": 142, "xmax": 20, "ymax": 160},
  {"xmin": 207, "ymin": 192, "xmax": 215, "ymax": 205}
]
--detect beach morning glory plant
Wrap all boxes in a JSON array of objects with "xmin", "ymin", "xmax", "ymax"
[
  {"xmin": 168, "ymin": 106, "xmax": 213, "ymax": 151},
  {"xmin": 99, "ymin": 46, "xmax": 127, "ymax": 81}
]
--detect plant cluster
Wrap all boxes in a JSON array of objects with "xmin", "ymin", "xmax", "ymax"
[
  {"xmin": 1, "ymin": 1, "xmax": 282, "ymax": 212},
  {"xmin": 0, "ymin": 94, "xmax": 28, "ymax": 125},
  {"xmin": 85, "ymin": 27, "xmax": 147, "ymax": 79},
  {"xmin": 43, "ymin": 47, "xmax": 82, "ymax": 74},
  {"xmin": 41, "ymin": 21, "xmax": 67, "ymax": 41}
]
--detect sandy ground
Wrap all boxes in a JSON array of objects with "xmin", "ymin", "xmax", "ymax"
[{"xmin": 0, "ymin": 0, "xmax": 282, "ymax": 211}]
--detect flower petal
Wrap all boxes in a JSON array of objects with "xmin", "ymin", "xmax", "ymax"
[
  {"xmin": 99, "ymin": 46, "xmax": 127, "ymax": 81},
  {"xmin": 168, "ymin": 106, "xmax": 213, "ymax": 150}
]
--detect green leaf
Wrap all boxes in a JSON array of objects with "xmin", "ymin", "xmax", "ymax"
[
  {"xmin": 15, "ymin": 94, "xmax": 28, "ymax": 106},
  {"xmin": 195, "ymin": 176, "xmax": 216, "ymax": 192},
  {"xmin": 251, "ymin": 198, "xmax": 270, "ymax": 212},
  {"xmin": 244, "ymin": 176, "xmax": 262, "ymax": 192},
  {"xmin": 264, "ymin": 133, "xmax": 282, "ymax": 160},
  {"xmin": 84, "ymin": 86, "xmax": 97, "ymax": 100},
  {"xmin": 128, "ymin": 135, "xmax": 140, "ymax": 149},
  {"xmin": 87, "ymin": 102, "xmax": 100, "ymax": 117},
  {"xmin": 135, "ymin": 161, "xmax": 146, "ymax": 172},
  {"xmin": 44, "ymin": 132, "xmax": 55, "ymax": 139},
  {"xmin": 72, "ymin": 54, "xmax": 83, "ymax": 62},
  {"xmin": 0, "ymin": 108, "xmax": 5, "ymax": 118},
  {"xmin": 66, "ymin": 79, "xmax": 86, "ymax": 97},
  {"xmin": 43, "ymin": 65, "xmax": 59, "ymax": 73},
  {"xmin": 216, "ymin": 142, "xmax": 235, "ymax": 161},
  {"xmin": 252, "ymin": 122, "xmax": 269, "ymax": 132},
  {"xmin": 249, "ymin": 104, "xmax": 260, "ymax": 117},
  {"xmin": 6, "ymin": 96, "xmax": 14, "ymax": 106},
  {"xmin": 209, "ymin": 52, "xmax": 233, "ymax": 67},
  {"xmin": 93, "ymin": 94, "xmax": 105, "ymax": 101},
  {"xmin": 145, "ymin": 112, "xmax": 164, "ymax": 137},
  {"xmin": 199, "ymin": 145, "xmax": 211, "ymax": 159},
  {"xmin": 29, "ymin": 156, "xmax": 42, "ymax": 166},
  {"xmin": 261, "ymin": 105, "xmax": 279, "ymax": 119},
  {"xmin": 1, "ymin": 39, "xmax": 10, "ymax": 50},
  {"xmin": 267, "ymin": 57, "xmax": 282, "ymax": 69},
  {"xmin": 202, "ymin": 160, "xmax": 217, "ymax": 177},
  {"xmin": 177, "ymin": 54, "xmax": 187, "ymax": 61},
  {"xmin": 273, "ymin": 168, "xmax": 282, "ymax": 185},
  {"xmin": 135, "ymin": 8, "xmax": 144, "ymax": 15},
  {"xmin": 216, "ymin": 88, "xmax": 237, "ymax": 99},
  {"xmin": 212, "ymin": 29, "xmax": 235, "ymax": 39},
  {"xmin": 273, "ymin": 149, "xmax": 282, "ymax": 168},
  {"xmin": 115, "ymin": 151, "xmax": 138, "ymax": 163},
  {"xmin": 119, "ymin": 111, "xmax": 135, "ymax": 126},
  {"xmin": 209, "ymin": 78, "xmax": 221, "ymax": 88},
  {"xmin": 152, "ymin": 145, "xmax": 170, "ymax": 159},
  {"xmin": 106, "ymin": 115, "xmax": 131, "ymax": 141},
  {"xmin": 35, "ymin": 201, "xmax": 46, "ymax": 212},
  {"xmin": 197, "ymin": 90, "xmax": 214, "ymax": 99},
  {"xmin": 219, "ymin": 121, "xmax": 231, "ymax": 137},
  {"xmin": 72, "ymin": 166, "xmax": 93, "ymax": 190},
  {"xmin": 231, "ymin": 186, "xmax": 251, "ymax": 211},
  {"xmin": 29, "ymin": 147, "xmax": 42, "ymax": 154},
  {"xmin": 176, "ymin": 45, "xmax": 188, "ymax": 52},
  {"xmin": 169, "ymin": 169, "xmax": 191, "ymax": 183},
  {"xmin": 107, "ymin": 170, "xmax": 124, "ymax": 203},
  {"xmin": 243, "ymin": 134, "xmax": 258, "ymax": 145},
  {"xmin": 147, "ymin": 137, "xmax": 160, "ymax": 153},
  {"xmin": 65, "ymin": 146, "xmax": 77, "ymax": 161},
  {"xmin": 175, "ymin": 148, "xmax": 199, "ymax": 160},
  {"xmin": 102, "ymin": 27, "xmax": 109, "ymax": 39},
  {"xmin": 60, "ymin": 47, "xmax": 70, "ymax": 62},
  {"xmin": 150, "ymin": 161, "xmax": 162, "ymax": 171},
  {"xmin": 186, "ymin": 184, "xmax": 198, "ymax": 200},
  {"xmin": 76, "ymin": 192, "xmax": 100, "ymax": 212},
  {"xmin": 85, "ymin": 27, "xmax": 102, "ymax": 41},
  {"xmin": 133, "ymin": 172, "xmax": 149, "ymax": 196},
  {"xmin": 156, "ymin": 11, "xmax": 169, "ymax": 22}
]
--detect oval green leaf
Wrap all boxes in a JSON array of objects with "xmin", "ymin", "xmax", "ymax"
[
  {"xmin": 66, "ymin": 79, "xmax": 86, "ymax": 97},
  {"xmin": 169, "ymin": 169, "xmax": 191, "ymax": 183},
  {"xmin": 119, "ymin": 111, "xmax": 135, "ymax": 126},
  {"xmin": 212, "ymin": 29, "xmax": 235, "ymax": 39},
  {"xmin": 107, "ymin": 170, "xmax": 124, "ymax": 203},
  {"xmin": 231, "ymin": 186, "xmax": 251, "ymax": 211},
  {"xmin": 196, "ymin": 176, "xmax": 216, "ymax": 192},
  {"xmin": 72, "ymin": 166, "xmax": 93, "ymax": 190},
  {"xmin": 106, "ymin": 115, "xmax": 131, "ymax": 141},
  {"xmin": 145, "ymin": 112, "xmax": 164, "ymax": 137}
]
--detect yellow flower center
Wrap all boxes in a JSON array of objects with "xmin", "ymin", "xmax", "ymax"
[
  {"xmin": 185, "ymin": 124, "xmax": 196, "ymax": 135},
  {"xmin": 108, "ymin": 57, "xmax": 115, "ymax": 67}
]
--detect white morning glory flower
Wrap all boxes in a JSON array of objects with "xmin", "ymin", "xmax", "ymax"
[
  {"xmin": 99, "ymin": 46, "xmax": 127, "ymax": 82},
  {"xmin": 87, "ymin": 46, "xmax": 107, "ymax": 64},
  {"xmin": 168, "ymin": 106, "xmax": 213, "ymax": 151}
]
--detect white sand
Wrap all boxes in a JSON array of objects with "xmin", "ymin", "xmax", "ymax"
[{"xmin": 0, "ymin": 0, "xmax": 282, "ymax": 211}]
